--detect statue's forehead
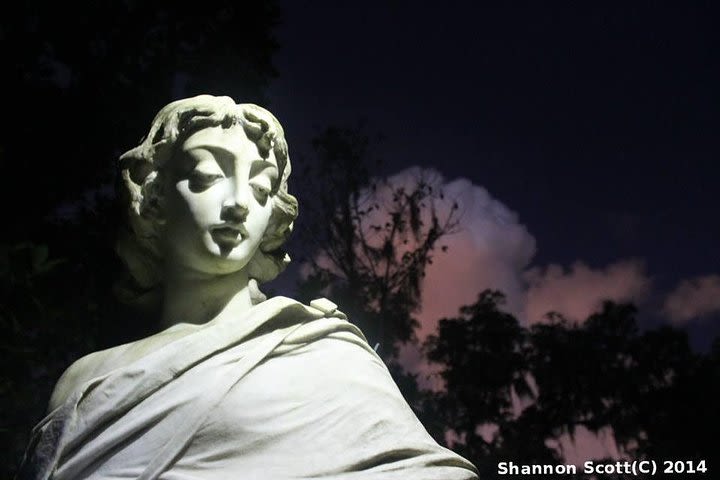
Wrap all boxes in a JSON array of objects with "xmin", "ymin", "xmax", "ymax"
[{"xmin": 179, "ymin": 124, "xmax": 278, "ymax": 169}]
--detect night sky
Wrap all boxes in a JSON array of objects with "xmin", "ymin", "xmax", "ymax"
[{"xmin": 265, "ymin": 2, "xmax": 720, "ymax": 350}]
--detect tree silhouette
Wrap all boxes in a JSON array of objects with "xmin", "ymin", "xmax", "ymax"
[
  {"xmin": 426, "ymin": 293, "xmax": 718, "ymax": 478},
  {"xmin": 425, "ymin": 290, "xmax": 556, "ymax": 478},
  {"xmin": 296, "ymin": 126, "xmax": 459, "ymax": 358}
]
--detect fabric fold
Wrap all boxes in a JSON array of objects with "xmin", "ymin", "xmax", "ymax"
[{"xmin": 18, "ymin": 297, "xmax": 478, "ymax": 480}]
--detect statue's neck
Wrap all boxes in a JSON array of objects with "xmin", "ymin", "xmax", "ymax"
[{"xmin": 161, "ymin": 268, "xmax": 253, "ymax": 328}]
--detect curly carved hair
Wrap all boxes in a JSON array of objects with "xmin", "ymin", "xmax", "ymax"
[{"xmin": 115, "ymin": 95, "xmax": 298, "ymax": 304}]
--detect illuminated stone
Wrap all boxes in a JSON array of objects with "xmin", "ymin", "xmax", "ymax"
[{"xmin": 19, "ymin": 95, "xmax": 478, "ymax": 479}]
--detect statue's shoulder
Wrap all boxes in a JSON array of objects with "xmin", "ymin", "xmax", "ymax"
[
  {"xmin": 47, "ymin": 323, "xmax": 196, "ymax": 412},
  {"xmin": 46, "ymin": 299, "xmax": 346, "ymax": 412},
  {"xmin": 48, "ymin": 344, "xmax": 128, "ymax": 412}
]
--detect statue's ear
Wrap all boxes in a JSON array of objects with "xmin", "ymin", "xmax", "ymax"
[
  {"xmin": 260, "ymin": 219, "xmax": 293, "ymax": 252},
  {"xmin": 120, "ymin": 139, "xmax": 174, "ymax": 185},
  {"xmin": 246, "ymin": 249, "xmax": 291, "ymax": 284},
  {"xmin": 120, "ymin": 151, "xmax": 154, "ymax": 185}
]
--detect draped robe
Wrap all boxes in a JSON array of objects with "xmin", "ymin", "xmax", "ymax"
[{"xmin": 18, "ymin": 296, "xmax": 478, "ymax": 480}]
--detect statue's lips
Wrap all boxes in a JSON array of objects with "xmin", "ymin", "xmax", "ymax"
[{"xmin": 210, "ymin": 226, "xmax": 246, "ymax": 247}]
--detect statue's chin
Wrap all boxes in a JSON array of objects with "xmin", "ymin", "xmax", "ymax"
[{"xmin": 196, "ymin": 235, "xmax": 257, "ymax": 274}]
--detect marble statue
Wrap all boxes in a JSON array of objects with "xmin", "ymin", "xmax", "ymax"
[{"xmin": 18, "ymin": 95, "xmax": 478, "ymax": 479}]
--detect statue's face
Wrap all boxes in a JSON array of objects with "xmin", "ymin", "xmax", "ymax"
[{"xmin": 162, "ymin": 124, "xmax": 278, "ymax": 276}]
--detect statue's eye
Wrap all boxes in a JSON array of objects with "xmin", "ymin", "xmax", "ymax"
[
  {"xmin": 188, "ymin": 171, "xmax": 224, "ymax": 192},
  {"xmin": 252, "ymin": 183, "xmax": 270, "ymax": 200},
  {"xmin": 251, "ymin": 178, "xmax": 272, "ymax": 203}
]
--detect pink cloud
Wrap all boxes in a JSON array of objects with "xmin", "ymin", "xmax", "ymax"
[
  {"xmin": 305, "ymin": 166, "xmax": 537, "ymax": 337},
  {"xmin": 366, "ymin": 170, "xmax": 653, "ymax": 334},
  {"xmin": 325, "ymin": 168, "xmax": 654, "ymax": 393},
  {"xmin": 522, "ymin": 260, "xmax": 652, "ymax": 325},
  {"xmin": 413, "ymin": 174, "xmax": 536, "ymax": 337},
  {"xmin": 382, "ymin": 168, "xmax": 535, "ymax": 389},
  {"xmin": 663, "ymin": 274, "xmax": 720, "ymax": 324}
]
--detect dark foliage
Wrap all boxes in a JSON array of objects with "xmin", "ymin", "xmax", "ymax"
[
  {"xmin": 1, "ymin": 0, "xmax": 281, "ymax": 235},
  {"xmin": 1, "ymin": 2, "xmax": 281, "ymax": 477},
  {"xmin": 426, "ymin": 292, "xmax": 718, "ymax": 479}
]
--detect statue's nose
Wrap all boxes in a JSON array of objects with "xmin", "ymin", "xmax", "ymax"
[{"xmin": 220, "ymin": 202, "xmax": 249, "ymax": 223}]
